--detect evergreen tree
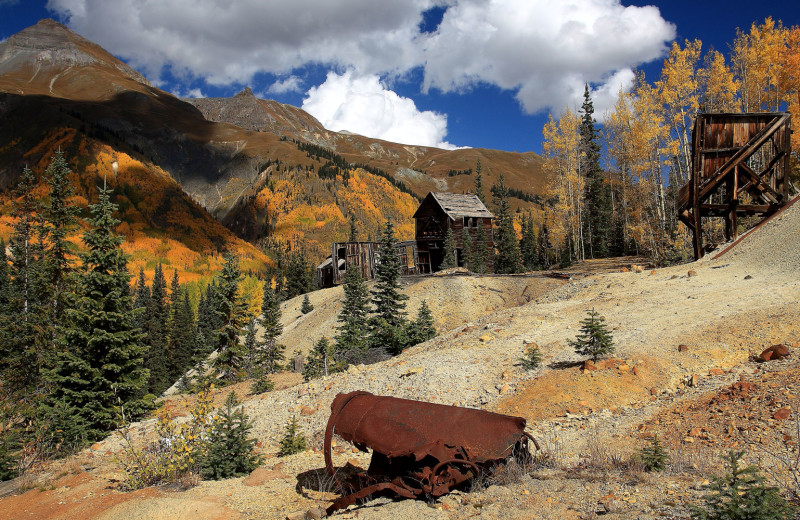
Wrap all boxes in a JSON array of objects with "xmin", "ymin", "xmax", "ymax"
[
  {"xmin": 211, "ymin": 253, "xmax": 250, "ymax": 383},
  {"xmin": 519, "ymin": 342, "xmax": 543, "ymax": 370},
  {"xmin": 256, "ymin": 283, "xmax": 285, "ymax": 374},
  {"xmin": 303, "ymin": 337, "xmax": 336, "ymax": 381},
  {"xmin": 334, "ymin": 266, "xmax": 370, "ymax": 365},
  {"xmin": 637, "ymin": 434, "xmax": 669, "ymax": 472},
  {"xmin": 491, "ymin": 174, "xmax": 522, "ymax": 274},
  {"xmin": 278, "ymin": 416, "xmax": 307, "ymax": 457},
  {"xmin": 580, "ymin": 84, "xmax": 612, "ymax": 259},
  {"xmin": 461, "ymin": 227, "xmax": 474, "ymax": 271},
  {"xmin": 196, "ymin": 280, "xmax": 223, "ymax": 360},
  {"xmin": 199, "ymin": 393, "xmax": 261, "ymax": 480},
  {"xmin": 43, "ymin": 178, "xmax": 148, "ymax": 442},
  {"xmin": 143, "ymin": 263, "xmax": 169, "ymax": 394},
  {"xmin": 348, "ymin": 213, "xmax": 358, "ymax": 242},
  {"xmin": 166, "ymin": 284, "xmax": 196, "ymax": 384},
  {"xmin": 520, "ymin": 212, "xmax": 539, "ymax": 271},
  {"xmin": 285, "ymin": 249, "xmax": 312, "ymax": 299},
  {"xmin": 368, "ymin": 218, "xmax": 409, "ymax": 356},
  {"xmin": 569, "ymin": 309, "xmax": 614, "ymax": 361},
  {"xmin": 243, "ymin": 316, "xmax": 258, "ymax": 375},
  {"xmin": 300, "ymin": 294, "xmax": 313, "ymax": 314},
  {"xmin": 692, "ymin": 451, "xmax": 796, "ymax": 520},
  {"xmin": 406, "ymin": 300, "xmax": 436, "ymax": 346},
  {"xmin": 0, "ymin": 239, "xmax": 9, "ymax": 310},
  {"xmin": 538, "ymin": 221, "xmax": 551, "ymax": 269},
  {"xmin": 440, "ymin": 226, "xmax": 457, "ymax": 269},
  {"xmin": 1, "ymin": 167, "xmax": 44, "ymax": 398},
  {"xmin": 133, "ymin": 268, "xmax": 150, "ymax": 329},
  {"xmin": 38, "ymin": 151, "xmax": 79, "ymax": 352},
  {"xmin": 474, "ymin": 159, "xmax": 485, "ymax": 204},
  {"xmin": 474, "ymin": 223, "xmax": 489, "ymax": 274}
]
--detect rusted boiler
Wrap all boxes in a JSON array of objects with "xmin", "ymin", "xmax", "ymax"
[{"xmin": 323, "ymin": 391, "xmax": 538, "ymax": 514}]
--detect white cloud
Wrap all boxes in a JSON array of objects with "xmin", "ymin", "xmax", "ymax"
[
  {"xmin": 421, "ymin": 0, "xmax": 674, "ymax": 114},
  {"xmin": 302, "ymin": 70, "xmax": 456, "ymax": 149},
  {"xmin": 267, "ymin": 76, "xmax": 303, "ymax": 95},
  {"xmin": 46, "ymin": 0, "xmax": 432, "ymax": 84}
]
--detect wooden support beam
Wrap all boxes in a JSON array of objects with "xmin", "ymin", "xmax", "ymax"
[{"xmin": 738, "ymin": 163, "xmax": 782, "ymax": 204}]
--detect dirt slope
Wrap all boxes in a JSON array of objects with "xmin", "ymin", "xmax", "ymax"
[{"xmin": 3, "ymin": 201, "xmax": 799, "ymax": 519}]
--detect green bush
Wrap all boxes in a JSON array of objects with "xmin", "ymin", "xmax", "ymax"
[
  {"xmin": 250, "ymin": 376, "xmax": 275, "ymax": 395},
  {"xmin": 278, "ymin": 416, "xmax": 307, "ymax": 457},
  {"xmin": 569, "ymin": 309, "xmax": 615, "ymax": 361},
  {"xmin": 691, "ymin": 450, "xmax": 796, "ymax": 520},
  {"xmin": 200, "ymin": 393, "xmax": 262, "ymax": 480},
  {"xmin": 637, "ymin": 435, "xmax": 668, "ymax": 472}
]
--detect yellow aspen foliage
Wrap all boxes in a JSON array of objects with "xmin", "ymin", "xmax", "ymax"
[
  {"xmin": 698, "ymin": 50, "xmax": 739, "ymax": 113},
  {"xmin": 731, "ymin": 18, "xmax": 787, "ymax": 112}
]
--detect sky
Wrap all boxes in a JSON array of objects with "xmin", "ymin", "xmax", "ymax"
[{"xmin": 0, "ymin": 0, "xmax": 798, "ymax": 154}]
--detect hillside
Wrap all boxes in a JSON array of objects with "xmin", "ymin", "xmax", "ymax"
[
  {"xmin": 1, "ymin": 195, "xmax": 798, "ymax": 518},
  {"xmin": 0, "ymin": 20, "xmax": 548, "ymax": 264}
]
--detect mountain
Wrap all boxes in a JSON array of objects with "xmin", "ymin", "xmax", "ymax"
[{"xmin": 0, "ymin": 20, "xmax": 548, "ymax": 263}]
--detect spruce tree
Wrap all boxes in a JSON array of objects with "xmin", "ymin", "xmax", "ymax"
[
  {"xmin": 200, "ymin": 392, "xmax": 261, "ymax": 480},
  {"xmin": 474, "ymin": 159, "xmax": 485, "ymax": 204},
  {"xmin": 133, "ymin": 267, "xmax": 150, "ymax": 329},
  {"xmin": 520, "ymin": 212, "xmax": 539, "ymax": 271},
  {"xmin": 406, "ymin": 300, "xmax": 436, "ymax": 346},
  {"xmin": 348, "ymin": 213, "xmax": 358, "ymax": 242},
  {"xmin": 334, "ymin": 266, "xmax": 370, "ymax": 365},
  {"xmin": 461, "ymin": 228, "xmax": 474, "ymax": 271},
  {"xmin": 440, "ymin": 226, "xmax": 457, "ymax": 270},
  {"xmin": 303, "ymin": 337, "xmax": 336, "ymax": 381},
  {"xmin": 144, "ymin": 263, "xmax": 169, "ymax": 394},
  {"xmin": 166, "ymin": 282, "xmax": 196, "ymax": 384},
  {"xmin": 491, "ymin": 174, "xmax": 522, "ymax": 274},
  {"xmin": 211, "ymin": 253, "xmax": 250, "ymax": 383},
  {"xmin": 300, "ymin": 294, "xmax": 313, "ymax": 314},
  {"xmin": 43, "ymin": 178, "xmax": 148, "ymax": 441},
  {"xmin": 569, "ymin": 309, "xmax": 614, "ymax": 361},
  {"xmin": 580, "ymin": 84, "xmax": 612, "ymax": 259},
  {"xmin": 256, "ymin": 283, "xmax": 285, "ymax": 374},
  {"xmin": 474, "ymin": 223, "xmax": 489, "ymax": 274},
  {"xmin": 368, "ymin": 218, "xmax": 409, "ymax": 356}
]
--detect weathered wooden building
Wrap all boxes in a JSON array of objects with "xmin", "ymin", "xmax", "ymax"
[
  {"xmin": 413, "ymin": 192, "xmax": 494, "ymax": 273},
  {"xmin": 317, "ymin": 192, "xmax": 494, "ymax": 287},
  {"xmin": 678, "ymin": 112, "xmax": 792, "ymax": 259}
]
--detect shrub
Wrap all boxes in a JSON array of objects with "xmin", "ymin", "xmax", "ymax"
[
  {"xmin": 691, "ymin": 450, "xmax": 796, "ymax": 520},
  {"xmin": 278, "ymin": 416, "xmax": 307, "ymax": 457},
  {"xmin": 569, "ymin": 309, "xmax": 614, "ymax": 361},
  {"xmin": 519, "ymin": 342, "xmax": 542, "ymax": 370},
  {"xmin": 637, "ymin": 435, "xmax": 668, "ymax": 472},
  {"xmin": 250, "ymin": 375, "xmax": 275, "ymax": 395},
  {"xmin": 200, "ymin": 393, "xmax": 262, "ymax": 480}
]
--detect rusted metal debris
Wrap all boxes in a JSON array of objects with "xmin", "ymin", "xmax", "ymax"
[{"xmin": 323, "ymin": 391, "xmax": 539, "ymax": 515}]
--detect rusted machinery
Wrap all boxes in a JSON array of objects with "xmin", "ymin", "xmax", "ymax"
[{"xmin": 323, "ymin": 391, "xmax": 539, "ymax": 514}]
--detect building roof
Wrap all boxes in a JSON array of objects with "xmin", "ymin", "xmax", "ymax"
[{"xmin": 413, "ymin": 192, "xmax": 494, "ymax": 220}]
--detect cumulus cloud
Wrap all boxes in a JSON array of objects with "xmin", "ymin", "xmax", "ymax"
[
  {"xmin": 302, "ymin": 70, "xmax": 456, "ymax": 149},
  {"xmin": 421, "ymin": 0, "xmax": 674, "ymax": 114},
  {"xmin": 46, "ymin": 0, "xmax": 432, "ymax": 84},
  {"xmin": 46, "ymin": 0, "xmax": 674, "ymax": 141},
  {"xmin": 267, "ymin": 76, "xmax": 303, "ymax": 95}
]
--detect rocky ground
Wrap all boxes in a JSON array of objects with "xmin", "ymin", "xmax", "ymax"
[{"xmin": 2, "ymin": 200, "xmax": 799, "ymax": 519}]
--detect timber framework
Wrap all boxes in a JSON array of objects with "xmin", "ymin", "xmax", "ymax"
[{"xmin": 678, "ymin": 112, "xmax": 792, "ymax": 259}]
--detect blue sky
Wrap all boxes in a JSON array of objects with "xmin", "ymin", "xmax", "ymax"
[{"xmin": 0, "ymin": 1, "xmax": 798, "ymax": 154}]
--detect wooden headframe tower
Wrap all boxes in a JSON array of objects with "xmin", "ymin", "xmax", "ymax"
[{"xmin": 678, "ymin": 112, "xmax": 792, "ymax": 259}]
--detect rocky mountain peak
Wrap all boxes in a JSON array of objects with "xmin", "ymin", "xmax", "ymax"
[
  {"xmin": 234, "ymin": 86, "xmax": 255, "ymax": 97},
  {"xmin": 0, "ymin": 18, "xmax": 151, "ymax": 88}
]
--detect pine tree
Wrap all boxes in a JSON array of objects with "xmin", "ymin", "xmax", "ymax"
[
  {"xmin": 580, "ymin": 84, "xmax": 612, "ymax": 259},
  {"xmin": 300, "ymin": 294, "xmax": 313, "ymax": 314},
  {"xmin": 406, "ymin": 300, "xmax": 436, "ymax": 346},
  {"xmin": 569, "ymin": 309, "xmax": 614, "ymax": 361},
  {"xmin": 348, "ymin": 213, "xmax": 358, "ymax": 242},
  {"xmin": 211, "ymin": 253, "xmax": 250, "ymax": 383},
  {"xmin": 133, "ymin": 268, "xmax": 150, "ymax": 329},
  {"xmin": 474, "ymin": 223, "xmax": 489, "ymax": 274},
  {"xmin": 440, "ymin": 226, "xmax": 457, "ymax": 269},
  {"xmin": 637, "ymin": 434, "xmax": 668, "ymax": 472},
  {"xmin": 43, "ymin": 178, "xmax": 148, "ymax": 442},
  {"xmin": 303, "ymin": 337, "xmax": 336, "ymax": 381},
  {"xmin": 691, "ymin": 451, "xmax": 796, "ymax": 520},
  {"xmin": 537, "ymin": 221, "xmax": 551, "ymax": 269},
  {"xmin": 491, "ymin": 174, "xmax": 522, "ymax": 274},
  {"xmin": 278, "ymin": 416, "xmax": 307, "ymax": 457},
  {"xmin": 474, "ymin": 159, "xmax": 485, "ymax": 204},
  {"xmin": 520, "ymin": 212, "xmax": 539, "ymax": 271},
  {"xmin": 369, "ymin": 218, "xmax": 409, "ymax": 356},
  {"xmin": 256, "ymin": 283, "xmax": 285, "ymax": 374},
  {"xmin": 285, "ymin": 249, "xmax": 312, "ymax": 299},
  {"xmin": 166, "ymin": 287, "xmax": 196, "ymax": 383},
  {"xmin": 243, "ymin": 316, "xmax": 257, "ymax": 374},
  {"xmin": 144, "ymin": 263, "xmax": 169, "ymax": 394},
  {"xmin": 461, "ymin": 228, "xmax": 474, "ymax": 271},
  {"xmin": 200, "ymin": 392, "xmax": 261, "ymax": 480},
  {"xmin": 334, "ymin": 266, "xmax": 370, "ymax": 365},
  {"xmin": 519, "ymin": 342, "xmax": 543, "ymax": 370}
]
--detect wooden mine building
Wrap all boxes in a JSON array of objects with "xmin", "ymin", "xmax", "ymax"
[
  {"xmin": 317, "ymin": 192, "xmax": 494, "ymax": 287},
  {"xmin": 678, "ymin": 112, "xmax": 792, "ymax": 259}
]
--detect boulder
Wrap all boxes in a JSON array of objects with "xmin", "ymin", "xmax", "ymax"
[
  {"xmin": 773, "ymin": 407, "xmax": 792, "ymax": 421},
  {"xmin": 758, "ymin": 344, "xmax": 790, "ymax": 362}
]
